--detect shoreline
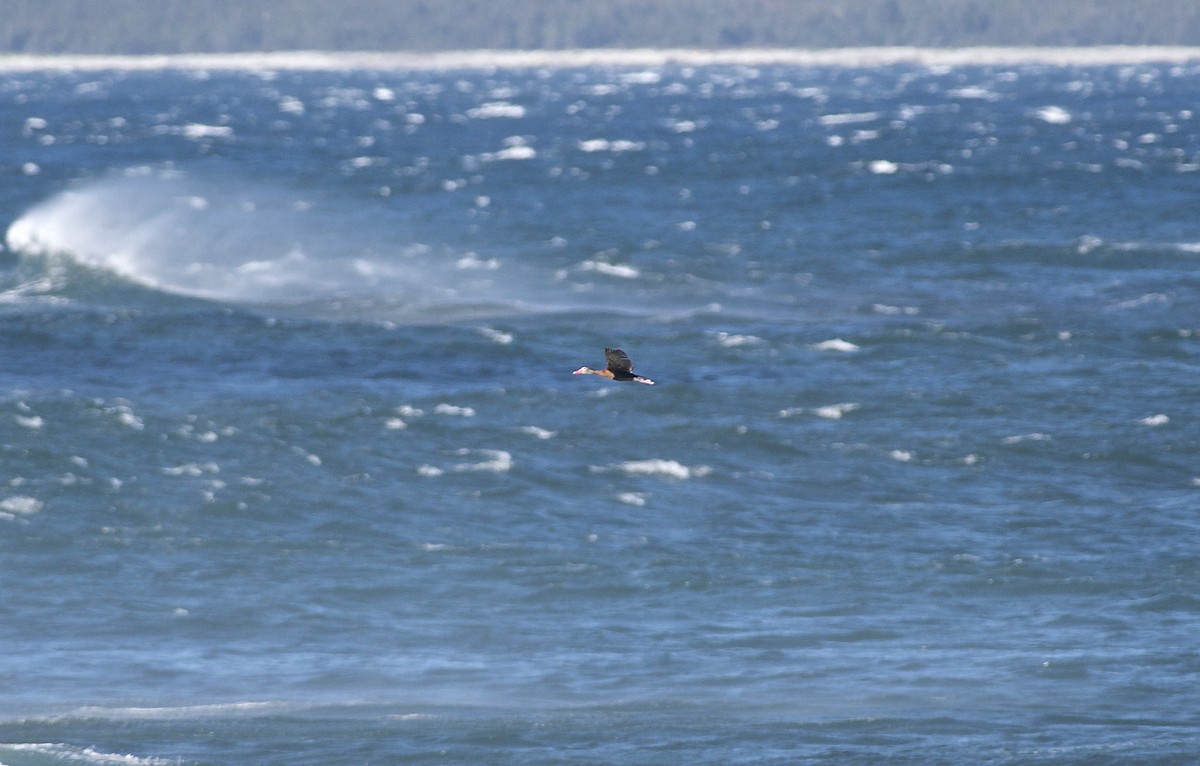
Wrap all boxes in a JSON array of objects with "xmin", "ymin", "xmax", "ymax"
[{"xmin": 3, "ymin": 45, "xmax": 1200, "ymax": 72}]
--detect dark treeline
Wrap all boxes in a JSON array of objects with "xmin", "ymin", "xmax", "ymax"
[{"xmin": 4, "ymin": 0, "xmax": 1200, "ymax": 55}]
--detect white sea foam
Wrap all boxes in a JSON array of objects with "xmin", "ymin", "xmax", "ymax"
[
  {"xmin": 434, "ymin": 403, "xmax": 476, "ymax": 417},
  {"xmin": 1113, "ymin": 292, "xmax": 1169, "ymax": 309},
  {"xmin": 1001, "ymin": 432, "xmax": 1052, "ymax": 444},
  {"xmin": 457, "ymin": 254, "xmax": 500, "ymax": 271},
  {"xmin": 580, "ymin": 260, "xmax": 640, "ymax": 279},
  {"xmin": 714, "ymin": 332, "xmax": 762, "ymax": 348},
  {"xmin": 162, "ymin": 462, "xmax": 220, "ymax": 476},
  {"xmin": 577, "ymin": 138, "xmax": 645, "ymax": 153},
  {"xmin": 454, "ymin": 449, "xmax": 513, "ymax": 472},
  {"xmin": 466, "ymin": 102, "xmax": 526, "ymax": 119},
  {"xmin": 947, "ymin": 86, "xmax": 1001, "ymax": 100},
  {"xmin": 479, "ymin": 327, "xmax": 514, "ymax": 344},
  {"xmin": 179, "ymin": 123, "xmax": 234, "ymax": 139},
  {"xmin": 811, "ymin": 338, "xmax": 861, "ymax": 353},
  {"xmin": 819, "ymin": 111, "xmax": 882, "ymax": 126},
  {"xmin": 0, "ymin": 743, "xmax": 174, "ymax": 766},
  {"xmin": 6, "ymin": 171, "xmax": 511, "ymax": 311},
  {"xmin": 0, "ymin": 496, "xmax": 43, "ymax": 521},
  {"xmin": 520, "ymin": 425, "xmax": 555, "ymax": 439},
  {"xmin": 1033, "ymin": 105, "xmax": 1073, "ymax": 124},
  {"xmin": 1139, "ymin": 413, "xmax": 1170, "ymax": 426},
  {"xmin": 872, "ymin": 303, "xmax": 919, "ymax": 315},
  {"xmin": 115, "ymin": 405, "xmax": 145, "ymax": 430},
  {"xmin": 814, "ymin": 402, "xmax": 861, "ymax": 420},
  {"xmin": 616, "ymin": 492, "xmax": 647, "ymax": 506},
  {"xmin": 482, "ymin": 143, "xmax": 537, "ymax": 161},
  {"xmin": 616, "ymin": 459, "xmax": 710, "ymax": 479},
  {"xmin": 3, "ymin": 47, "xmax": 1200, "ymax": 74}
]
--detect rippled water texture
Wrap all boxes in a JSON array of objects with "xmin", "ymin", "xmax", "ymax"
[{"xmin": 1, "ymin": 49, "xmax": 1199, "ymax": 765}]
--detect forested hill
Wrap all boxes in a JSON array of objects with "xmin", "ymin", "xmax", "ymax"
[{"xmin": 4, "ymin": 0, "xmax": 1200, "ymax": 55}]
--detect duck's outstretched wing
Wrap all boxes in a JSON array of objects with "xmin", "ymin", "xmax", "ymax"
[{"xmin": 605, "ymin": 347, "xmax": 635, "ymax": 375}]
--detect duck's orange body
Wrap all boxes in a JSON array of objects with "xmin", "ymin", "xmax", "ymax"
[{"xmin": 573, "ymin": 347, "xmax": 655, "ymax": 385}]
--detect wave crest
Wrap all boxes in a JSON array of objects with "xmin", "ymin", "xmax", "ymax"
[{"xmin": 4, "ymin": 170, "xmax": 515, "ymax": 318}]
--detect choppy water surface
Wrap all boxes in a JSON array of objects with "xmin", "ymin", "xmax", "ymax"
[{"xmin": 1, "ymin": 49, "xmax": 1199, "ymax": 765}]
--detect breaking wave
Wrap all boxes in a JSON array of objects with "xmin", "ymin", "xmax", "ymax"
[{"xmin": 3, "ymin": 169, "xmax": 532, "ymax": 319}]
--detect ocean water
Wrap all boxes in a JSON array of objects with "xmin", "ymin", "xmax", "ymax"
[{"xmin": 1, "ymin": 49, "xmax": 1199, "ymax": 764}]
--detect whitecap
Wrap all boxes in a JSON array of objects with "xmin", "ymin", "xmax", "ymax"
[
  {"xmin": 1, "ymin": 743, "xmax": 174, "ymax": 765},
  {"xmin": 872, "ymin": 303, "xmax": 919, "ymax": 316},
  {"xmin": 417, "ymin": 465, "xmax": 444, "ymax": 477},
  {"xmin": 278, "ymin": 95, "xmax": 305, "ymax": 115},
  {"xmin": 889, "ymin": 450, "xmax": 914, "ymax": 462},
  {"xmin": 621, "ymin": 70, "xmax": 661, "ymax": 85},
  {"xmin": 0, "ymin": 496, "xmax": 43, "ymax": 520},
  {"xmin": 811, "ymin": 338, "xmax": 860, "ymax": 353},
  {"xmin": 1001, "ymin": 433, "xmax": 1052, "ymax": 444},
  {"xmin": 819, "ymin": 111, "xmax": 881, "ymax": 126},
  {"xmin": 466, "ymin": 102, "xmax": 526, "ymax": 119},
  {"xmin": 868, "ymin": 159, "xmax": 900, "ymax": 174},
  {"xmin": 15, "ymin": 414, "xmax": 43, "ymax": 429},
  {"xmin": 162, "ymin": 462, "xmax": 220, "ymax": 476},
  {"xmin": 8, "ymin": 48, "xmax": 1200, "ymax": 76},
  {"xmin": 814, "ymin": 402, "xmax": 860, "ymax": 420},
  {"xmin": 947, "ymin": 86, "xmax": 1001, "ymax": 100},
  {"xmin": 116, "ymin": 407, "xmax": 145, "ymax": 430},
  {"xmin": 1033, "ymin": 105, "xmax": 1072, "ymax": 124},
  {"xmin": 181, "ymin": 123, "xmax": 234, "ymax": 139},
  {"xmin": 616, "ymin": 459, "xmax": 710, "ymax": 479},
  {"xmin": 454, "ymin": 449, "xmax": 513, "ymax": 472},
  {"xmin": 479, "ymin": 326, "xmax": 513, "ymax": 344},
  {"xmin": 616, "ymin": 492, "xmax": 647, "ymax": 506},
  {"xmin": 519, "ymin": 426, "xmax": 555, "ymax": 439},
  {"xmin": 1139, "ymin": 414, "xmax": 1170, "ymax": 426},
  {"xmin": 456, "ymin": 254, "xmax": 500, "ymax": 270},
  {"xmin": 667, "ymin": 119, "xmax": 699, "ymax": 133},
  {"xmin": 434, "ymin": 403, "xmax": 476, "ymax": 417},
  {"xmin": 714, "ymin": 332, "xmax": 762, "ymax": 348},
  {"xmin": 578, "ymin": 138, "xmax": 645, "ymax": 153},
  {"xmin": 580, "ymin": 260, "xmax": 640, "ymax": 279},
  {"xmin": 485, "ymin": 144, "xmax": 537, "ymax": 161}
]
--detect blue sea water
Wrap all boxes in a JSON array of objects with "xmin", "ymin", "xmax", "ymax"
[{"xmin": 1, "ymin": 49, "xmax": 1199, "ymax": 764}]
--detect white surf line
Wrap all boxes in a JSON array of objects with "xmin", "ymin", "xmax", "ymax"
[{"xmin": 1, "ymin": 46, "xmax": 1200, "ymax": 72}]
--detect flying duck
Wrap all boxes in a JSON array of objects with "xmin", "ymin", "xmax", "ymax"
[{"xmin": 573, "ymin": 347, "xmax": 655, "ymax": 385}]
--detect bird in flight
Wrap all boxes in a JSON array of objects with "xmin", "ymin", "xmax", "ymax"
[{"xmin": 573, "ymin": 347, "xmax": 655, "ymax": 385}]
